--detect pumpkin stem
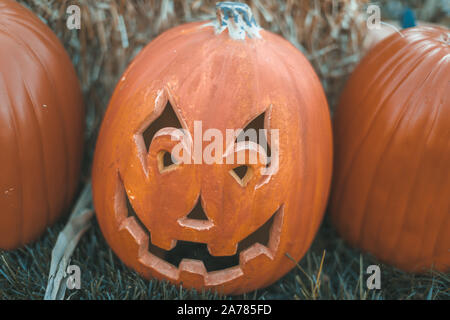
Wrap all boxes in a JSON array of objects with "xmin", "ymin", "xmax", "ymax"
[{"xmin": 214, "ymin": 2, "xmax": 261, "ymax": 40}]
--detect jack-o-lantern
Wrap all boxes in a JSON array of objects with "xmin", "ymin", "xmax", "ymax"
[
  {"xmin": 0, "ymin": 0, "xmax": 84, "ymax": 249},
  {"xmin": 330, "ymin": 26, "xmax": 450, "ymax": 273},
  {"xmin": 93, "ymin": 2, "xmax": 332, "ymax": 294}
]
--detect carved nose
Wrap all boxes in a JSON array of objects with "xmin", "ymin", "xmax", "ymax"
[
  {"xmin": 177, "ymin": 196, "xmax": 214, "ymax": 230},
  {"xmin": 186, "ymin": 198, "xmax": 209, "ymax": 220}
]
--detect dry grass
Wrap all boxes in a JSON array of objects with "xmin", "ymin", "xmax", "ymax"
[
  {"xmin": 17, "ymin": 0, "xmax": 369, "ymax": 165},
  {"xmin": 1, "ymin": 214, "xmax": 448, "ymax": 300},
  {"xmin": 376, "ymin": 0, "xmax": 449, "ymax": 23}
]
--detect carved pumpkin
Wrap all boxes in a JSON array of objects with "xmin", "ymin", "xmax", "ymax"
[
  {"xmin": 92, "ymin": 2, "xmax": 332, "ymax": 294},
  {"xmin": 330, "ymin": 26, "xmax": 449, "ymax": 272},
  {"xmin": 0, "ymin": 0, "xmax": 85, "ymax": 249}
]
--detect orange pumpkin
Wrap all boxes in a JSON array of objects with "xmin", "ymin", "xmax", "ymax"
[
  {"xmin": 92, "ymin": 2, "xmax": 332, "ymax": 294},
  {"xmin": 331, "ymin": 26, "xmax": 449, "ymax": 272},
  {"xmin": 0, "ymin": 0, "xmax": 85, "ymax": 249}
]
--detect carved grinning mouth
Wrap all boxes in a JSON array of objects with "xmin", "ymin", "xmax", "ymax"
[{"xmin": 115, "ymin": 176, "xmax": 284, "ymax": 285}]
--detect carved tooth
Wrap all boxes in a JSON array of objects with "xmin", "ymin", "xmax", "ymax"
[
  {"xmin": 178, "ymin": 259, "xmax": 207, "ymax": 286},
  {"xmin": 139, "ymin": 251, "xmax": 179, "ymax": 281},
  {"xmin": 205, "ymin": 266, "xmax": 244, "ymax": 287},
  {"xmin": 240, "ymin": 243, "xmax": 273, "ymax": 272},
  {"xmin": 207, "ymin": 242, "xmax": 238, "ymax": 257},
  {"xmin": 118, "ymin": 218, "xmax": 149, "ymax": 255},
  {"xmin": 150, "ymin": 233, "xmax": 177, "ymax": 251}
]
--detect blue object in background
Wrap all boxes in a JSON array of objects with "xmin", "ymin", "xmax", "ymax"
[{"xmin": 401, "ymin": 7, "xmax": 416, "ymax": 29}]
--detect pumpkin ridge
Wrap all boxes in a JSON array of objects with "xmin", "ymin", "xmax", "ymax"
[
  {"xmin": 386, "ymin": 56, "xmax": 449, "ymax": 267},
  {"xmin": 0, "ymin": 73, "xmax": 23, "ymax": 247},
  {"xmin": 121, "ymin": 24, "xmax": 214, "ymax": 96},
  {"xmin": 2, "ymin": 15, "xmax": 61, "ymax": 53},
  {"xmin": 263, "ymin": 42, "xmax": 310, "ymax": 253},
  {"xmin": 369, "ymin": 49, "xmax": 449, "ymax": 258},
  {"xmin": 2, "ymin": 23, "xmax": 71, "ymax": 219},
  {"xmin": 128, "ymin": 21, "xmax": 208, "ymax": 70},
  {"xmin": 0, "ymin": 0, "xmax": 84, "ymax": 249},
  {"xmin": 337, "ymin": 32, "xmax": 406, "ymax": 110},
  {"xmin": 426, "ymin": 107, "xmax": 450, "ymax": 266},
  {"xmin": 22, "ymin": 80, "xmax": 52, "ymax": 234},
  {"xmin": 331, "ymin": 26, "xmax": 450, "ymax": 272},
  {"xmin": 24, "ymin": 48, "xmax": 71, "ymax": 217},
  {"xmin": 5, "ymin": 13, "xmax": 82, "ymax": 209},
  {"xmin": 333, "ymin": 43, "xmax": 441, "ymax": 235},
  {"xmin": 168, "ymin": 38, "xmax": 240, "ymax": 124},
  {"xmin": 355, "ymin": 49, "xmax": 442, "ymax": 247},
  {"xmin": 333, "ymin": 36, "xmax": 438, "ymax": 206},
  {"xmin": 263, "ymin": 38, "xmax": 330, "ymax": 275}
]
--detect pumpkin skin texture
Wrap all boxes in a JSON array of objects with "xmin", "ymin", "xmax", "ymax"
[
  {"xmin": 0, "ymin": 0, "xmax": 85, "ymax": 250},
  {"xmin": 330, "ymin": 26, "xmax": 450, "ymax": 273},
  {"xmin": 92, "ymin": 3, "xmax": 332, "ymax": 295}
]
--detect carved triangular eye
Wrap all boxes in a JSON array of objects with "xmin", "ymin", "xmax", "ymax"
[
  {"xmin": 235, "ymin": 110, "xmax": 272, "ymax": 163},
  {"xmin": 233, "ymin": 165, "xmax": 248, "ymax": 180},
  {"xmin": 143, "ymin": 100, "xmax": 183, "ymax": 151},
  {"xmin": 230, "ymin": 164, "xmax": 253, "ymax": 187},
  {"xmin": 157, "ymin": 150, "xmax": 179, "ymax": 173}
]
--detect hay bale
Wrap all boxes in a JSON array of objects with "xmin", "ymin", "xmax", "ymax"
[{"xmin": 18, "ymin": 0, "xmax": 369, "ymax": 164}]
